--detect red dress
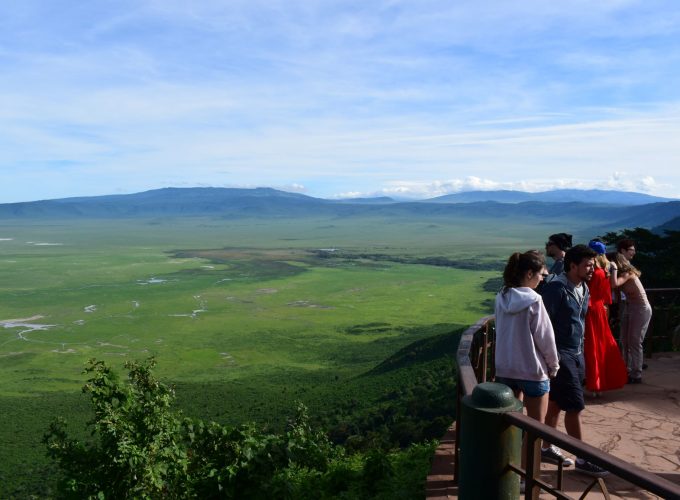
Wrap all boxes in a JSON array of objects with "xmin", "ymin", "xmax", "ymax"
[{"xmin": 584, "ymin": 267, "xmax": 628, "ymax": 392}]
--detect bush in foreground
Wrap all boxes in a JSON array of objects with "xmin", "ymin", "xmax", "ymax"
[{"xmin": 44, "ymin": 358, "xmax": 435, "ymax": 499}]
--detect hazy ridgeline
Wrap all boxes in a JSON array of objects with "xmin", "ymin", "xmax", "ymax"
[{"xmin": 0, "ymin": 213, "xmax": 650, "ymax": 496}]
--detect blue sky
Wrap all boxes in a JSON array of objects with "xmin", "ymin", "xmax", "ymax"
[{"xmin": 2, "ymin": 1, "xmax": 680, "ymax": 202}]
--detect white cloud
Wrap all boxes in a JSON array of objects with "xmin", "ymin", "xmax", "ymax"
[
  {"xmin": 2, "ymin": 1, "xmax": 680, "ymax": 202},
  {"xmin": 336, "ymin": 172, "xmax": 672, "ymax": 200}
]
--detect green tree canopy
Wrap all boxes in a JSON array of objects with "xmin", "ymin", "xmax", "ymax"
[{"xmin": 601, "ymin": 228, "xmax": 680, "ymax": 288}]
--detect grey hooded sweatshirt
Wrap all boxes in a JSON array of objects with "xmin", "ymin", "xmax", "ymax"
[{"xmin": 494, "ymin": 287, "xmax": 560, "ymax": 381}]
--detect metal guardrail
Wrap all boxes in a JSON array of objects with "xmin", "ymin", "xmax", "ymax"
[
  {"xmin": 646, "ymin": 288, "xmax": 680, "ymax": 354},
  {"xmin": 454, "ymin": 315, "xmax": 680, "ymax": 499}
]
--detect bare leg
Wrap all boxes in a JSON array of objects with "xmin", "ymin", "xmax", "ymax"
[
  {"xmin": 544, "ymin": 400, "xmax": 561, "ymax": 429},
  {"xmin": 520, "ymin": 394, "xmax": 548, "ymax": 469},
  {"xmin": 524, "ymin": 394, "xmax": 548, "ymax": 423},
  {"xmin": 564, "ymin": 410, "xmax": 582, "ymax": 440},
  {"xmin": 520, "ymin": 394, "xmax": 548, "ymax": 490}
]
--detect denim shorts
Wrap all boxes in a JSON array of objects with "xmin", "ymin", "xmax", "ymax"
[{"xmin": 495, "ymin": 377, "xmax": 550, "ymax": 398}]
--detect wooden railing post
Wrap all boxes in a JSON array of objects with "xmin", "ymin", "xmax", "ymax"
[
  {"xmin": 454, "ymin": 374, "xmax": 462, "ymax": 484},
  {"xmin": 524, "ymin": 432, "xmax": 541, "ymax": 500}
]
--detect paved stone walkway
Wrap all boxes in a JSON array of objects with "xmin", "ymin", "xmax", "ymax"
[{"xmin": 426, "ymin": 351, "xmax": 680, "ymax": 499}]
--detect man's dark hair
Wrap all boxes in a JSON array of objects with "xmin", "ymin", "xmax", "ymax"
[
  {"xmin": 564, "ymin": 244, "xmax": 597, "ymax": 271},
  {"xmin": 548, "ymin": 232, "xmax": 573, "ymax": 251},
  {"xmin": 617, "ymin": 238, "xmax": 635, "ymax": 253}
]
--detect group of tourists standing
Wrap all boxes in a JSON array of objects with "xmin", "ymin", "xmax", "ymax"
[{"xmin": 494, "ymin": 233, "xmax": 651, "ymax": 481}]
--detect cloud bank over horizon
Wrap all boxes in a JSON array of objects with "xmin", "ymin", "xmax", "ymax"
[
  {"xmin": 2, "ymin": 1, "xmax": 680, "ymax": 203},
  {"xmin": 331, "ymin": 172, "xmax": 670, "ymax": 200}
]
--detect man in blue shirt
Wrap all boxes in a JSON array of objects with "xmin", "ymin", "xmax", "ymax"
[{"xmin": 540, "ymin": 244, "xmax": 609, "ymax": 478}]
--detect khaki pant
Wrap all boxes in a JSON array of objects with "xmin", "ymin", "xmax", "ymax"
[{"xmin": 620, "ymin": 302, "xmax": 652, "ymax": 379}]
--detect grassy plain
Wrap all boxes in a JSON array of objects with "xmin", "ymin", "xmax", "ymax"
[{"xmin": 0, "ymin": 214, "xmax": 565, "ymax": 496}]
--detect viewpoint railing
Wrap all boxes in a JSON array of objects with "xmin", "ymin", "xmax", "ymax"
[
  {"xmin": 645, "ymin": 288, "xmax": 680, "ymax": 354},
  {"xmin": 454, "ymin": 293, "xmax": 680, "ymax": 499}
]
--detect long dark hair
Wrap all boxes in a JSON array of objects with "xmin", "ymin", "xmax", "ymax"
[{"xmin": 502, "ymin": 250, "xmax": 545, "ymax": 288}]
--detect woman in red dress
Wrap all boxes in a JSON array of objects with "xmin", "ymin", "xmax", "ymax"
[{"xmin": 584, "ymin": 240, "xmax": 628, "ymax": 395}]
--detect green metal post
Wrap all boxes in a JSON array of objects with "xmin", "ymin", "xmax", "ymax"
[{"xmin": 459, "ymin": 382, "xmax": 523, "ymax": 499}]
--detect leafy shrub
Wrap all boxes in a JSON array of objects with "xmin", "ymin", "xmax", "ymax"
[
  {"xmin": 43, "ymin": 358, "xmax": 187, "ymax": 498},
  {"xmin": 44, "ymin": 358, "xmax": 436, "ymax": 499}
]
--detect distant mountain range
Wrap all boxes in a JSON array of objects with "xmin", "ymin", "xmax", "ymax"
[
  {"xmin": 1, "ymin": 187, "xmax": 679, "ymax": 233},
  {"xmin": 425, "ymin": 189, "xmax": 674, "ymax": 205}
]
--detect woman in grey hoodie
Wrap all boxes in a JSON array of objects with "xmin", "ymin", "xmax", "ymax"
[{"xmin": 495, "ymin": 250, "xmax": 560, "ymax": 425}]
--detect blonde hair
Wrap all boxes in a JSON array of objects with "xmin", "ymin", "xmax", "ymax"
[
  {"xmin": 595, "ymin": 253, "xmax": 610, "ymax": 276},
  {"xmin": 614, "ymin": 253, "xmax": 641, "ymax": 278}
]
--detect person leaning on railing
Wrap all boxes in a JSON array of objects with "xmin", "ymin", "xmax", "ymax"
[
  {"xmin": 494, "ymin": 250, "xmax": 559, "ymax": 490},
  {"xmin": 609, "ymin": 252, "xmax": 652, "ymax": 384}
]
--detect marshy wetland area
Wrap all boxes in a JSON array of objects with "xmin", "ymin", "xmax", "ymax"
[{"xmin": 0, "ymin": 215, "xmax": 560, "ymax": 495}]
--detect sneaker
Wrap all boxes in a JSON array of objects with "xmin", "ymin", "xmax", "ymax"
[
  {"xmin": 541, "ymin": 445, "xmax": 574, "ymax": 466},
  {"xmin": 575, "ymin": 459, "xmax": 610, "ymax": 478},
  {"xmin": 627, "ymin": 376, "xmax": 642, "ymax": 384}
]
